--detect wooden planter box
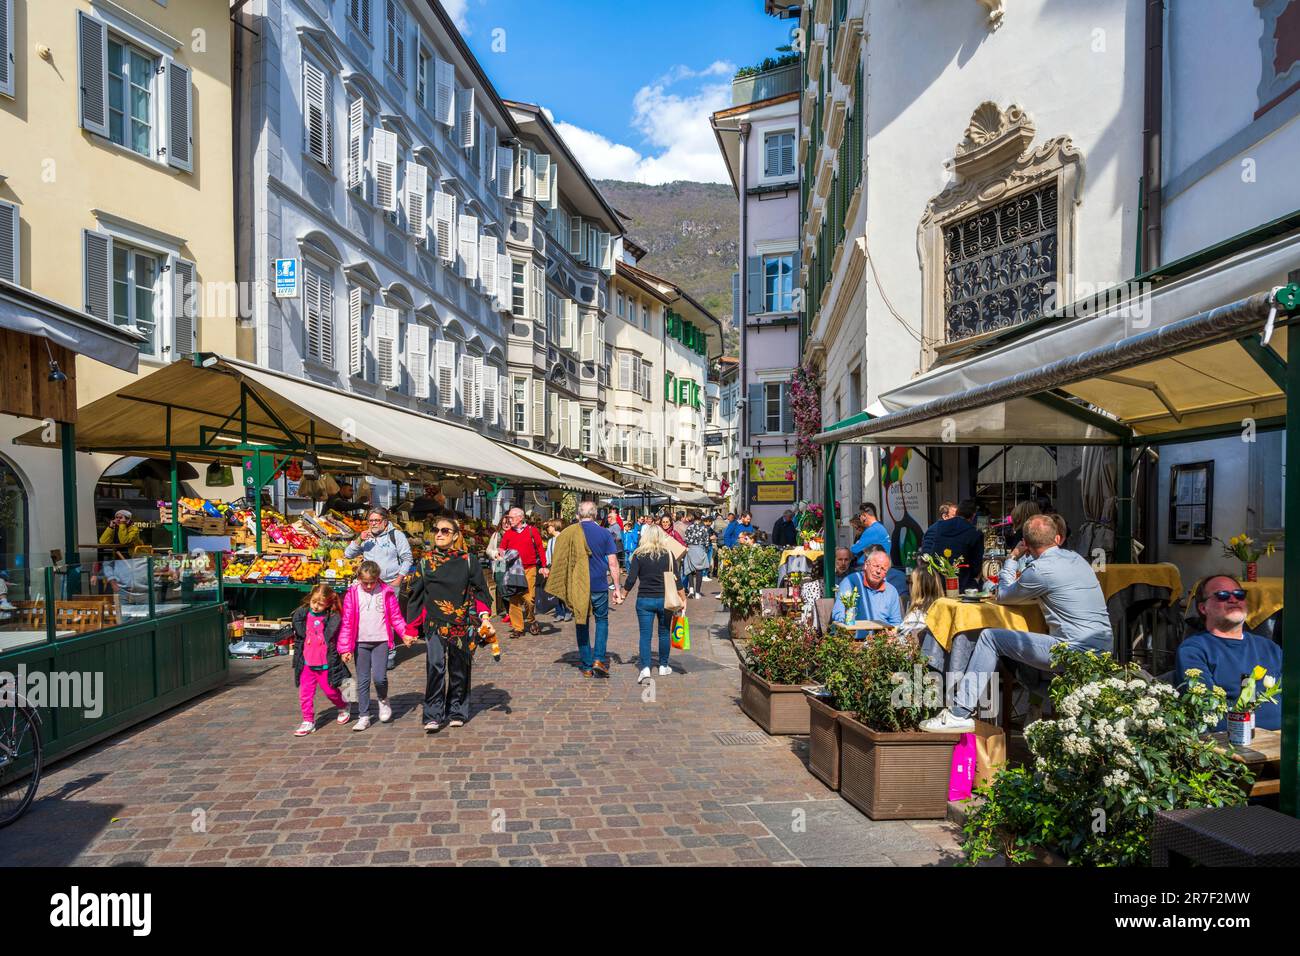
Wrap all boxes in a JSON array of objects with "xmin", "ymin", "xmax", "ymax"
[
  {"xmin": 740, "ymin": 666, "xmax": 811, "ymax": 735},
  {"xmin": 805, "ymin": 691, "xmax": 844, "ymax": 790},
  {"xmin": 729, "ymin": 611, "xmax": 760, "ymax": 642},
  {"xmin": 838, "ymin": 712, "xmax": 960, "ymax": 820}
]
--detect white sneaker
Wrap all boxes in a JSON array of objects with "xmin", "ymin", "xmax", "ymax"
[
  {"xmin": 638, "ymin": 667, "xmax": 652, "ymax": 684},
  {"xmin": 336, "ymin": 709, "xmax": 352, "ymax": 725},
  {"xmin": 352, "ymin": 715, "xmax": 372, "ymax": 732},
  {"xmin": 658, "ymin": 665, "xmax": 672, "ymax": 677},
  {"xmin": 378, "ymin": 699, "xmax": 393, "ymax": 723},
  {"xmin": 919, "ymin": 708, "xmax": 975, "ymax": 733},
  {"xmin": 293, "ymin": 721, "xmax": 315, "ymax": 737},
  {"xmin": 702, "ymin": 575, "xmax": 710, "ymax": 582}
]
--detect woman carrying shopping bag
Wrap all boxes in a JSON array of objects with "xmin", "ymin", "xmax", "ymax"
[{"xmin": 617, "ymin": 525, "xmax": 686, "ymax": 685}]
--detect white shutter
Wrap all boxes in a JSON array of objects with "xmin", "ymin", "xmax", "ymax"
[
  {"xmin": 481, "ymin": 118, "xmax": 495, "ymax": 181},
  {"xmin": 570, "ymin": 217, "xmax": 584, "ymax": 260},
  {"xmin": 580, "ymin": 310, "xmax": 595, "ymax": 363},
  {"xmin": 559, "ymin": 299, "xmax": 575, "ymax": 350},
  {"xmin": 457, "ymin": 214, "xmax": 478, "ymax": 280},
  {"xmin": 406, "ymin": 323, "xmax": 430, "ymax": 399},
  {"xmin": 82, "ymin": 230, "xmax": 111, "ymax": 320},
  {"xmin": 0, "ymin": 0, "xmax": 13, "ymax": 99},
  {"xmin": 436, "ymin": 338, "xmax": 456, "ymax": 409},
  {"xmin": 347, "ymin": 286, "xmax": 364, "ymax": 376},
  {"xmin": 307, "ymin": 267, "xmax": 334, "ymax": 367},
  {"xmin": 347, "ymin": 98, "xmax": 365, "ymax": 189},
  {"xmin": 0, "ymin": 200, "xmax": 18, "ymax": 284},
  {"xmin": 435, "ymin": 59, "xmax": 455, "ymax": 126},
  {"xmin": 533, "ymin": 154, "xmax": 551, "ymax": 208},
  {"xmin": 495, "ymin": 253, "xmax": 511, "ymax": 312},
  {"xmin": 518, "ymin": 147, "xmax": 535, "ymax": 199},
  {"xmin": 372, "ymin": 128, "xmax": 398, "ymax": 211},
  {"xmin": 171, "ymin": 257, "xmax": 197, "ymax": 358},
  {"xmin": 482, "ymin": 372, "xmax": 497, "ymax": 426},
  {"xmin": 458, "ymin": 353, "xmax": 472, "ymax": 414},
  {"xmin": 77, "ymin": 11, "xmax": 109, "ymax": 136},
  {"xmin": 471, "ymin": 356, "xmax": 483, "ymax": 418},
  {"xmin": 496, "ymin": 147, "xmax": 514, "ymax": 198},
  {"xmin": 569, "ymin": 403, "xmax": 580, "ymax": 453},
  {"xmin": 479, "ymin": 236, "xmax": 497, "ymax": 295},
  {"xmin": 598, "ymin": 231, "xmax": 612, "ymax": 273},
  {"xmin": 304, "ymin": 60, "xmax": 332, "ymax": 168},
  {"xmin": 373, "ymin": 305, "xmax": 399, "ymax": 387},
  {"xmin": 433, "ymin": 191, "xmax": 456, "ymax": 262},
  {"xmin": 498, "ymin": 373, "xmax": 509, "ymax": 427},
  {"xmin": 531, "ymin": 263, "xmax": 545, "ymax": 322},
  {"xmin": 532, "ymin": 379, "xmax": 544, "ymax": 437},
  {"xmin": 405, "ymin": 163, "xmax": 428, "ymax": 238},
  {"xmin": 165, "ymin": 59, "xmax": 193, "ymax": 172},
  {"xmin": 455, "ymin": 88, "xmax": 475, "ymax": 148}
]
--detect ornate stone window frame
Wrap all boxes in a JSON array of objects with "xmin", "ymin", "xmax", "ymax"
[{"xmin": 916, "ymin": 102, "xmax": 1084, "ymax": 369}]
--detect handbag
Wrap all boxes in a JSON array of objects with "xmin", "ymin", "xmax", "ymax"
[
  {"xmin": 663, "ymin": 557, "xmax": 684, "ymax": 611},
  {"xmin": 671, "ymin": 613, "xmax": 691, "ymax": 651},
  {"xmin": 947, "ymin": 733, "xmax": 977, "ymax": 801}
]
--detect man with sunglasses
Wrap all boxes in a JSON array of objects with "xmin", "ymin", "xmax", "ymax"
[{"xmin": 1175, "ymin": 575, "xmax": 1283, "ymax": 731}]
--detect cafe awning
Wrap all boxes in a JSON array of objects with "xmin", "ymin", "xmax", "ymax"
[
  {"xmin": 498, "ymin": 444, "xmax": 624, "ymax": 496},
  {"xmin": 12, "ymin": 354, "xmax": 556, "ymax": 484},
  {"xmin": 0, "ymin": 278, "xmax": 143, "ymax": 372},
  {"xmin": 673, "ymin": 489, "xmax": 715, "ymax": 507},
  {"xmin": 819, "ymin": 290, "xmax": 1291, "ymax": 447}
]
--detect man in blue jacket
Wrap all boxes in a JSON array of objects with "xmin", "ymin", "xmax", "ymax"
[
  {"xmin": 849, "ymin": 507, "xmax": 890, "ymax": 566},
  {"xmin": 721, "ymin": 512, "xmax": 746, "ymax": 548},
  {"xmin": 919, "ymin": 498, "xmax": 984, "ymax": 592}
]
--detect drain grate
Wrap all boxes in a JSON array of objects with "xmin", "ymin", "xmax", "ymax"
[{"xmin": 713, "ymin": 730, "xmax": 768, "ymax": 746}]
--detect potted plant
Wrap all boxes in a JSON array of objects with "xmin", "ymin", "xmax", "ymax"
[
  {"xmin": 740, "ymin": 616, "xmax": 819, "ymax": 735},
  {"xmin": 838, "ymin": 585, "xmax": 859, "ymax": 626},
  {"xmin": 920, "ymin": 550, "xmax": 966, "ymax": 597},
  {"xmin": 1216, "ymin": 533, "xmax": 1276, "ymax": 582},
  {"xmin": 719, "ymin": 545, "xmax": 781, "ymax": 640},
  {"xmin": 803, "ymin": 627, "xmax": 860, "ymax": 790},
  {"xmin": 1225, "ymin": 664, "xmax": 1282, "ymax": 745},
  {"xmin": 962, "ymin": 646, "xmax": 1254, "ymax": 866},
  {"xmin": 836, "ymin": 633, "xmax": 959, "ymax": 819}
]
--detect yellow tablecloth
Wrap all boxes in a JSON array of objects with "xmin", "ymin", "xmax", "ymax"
[
  {"xmin": 1094, "ymin": 563, "xmax": 1183, "ymax": 603},
  {"xmin": 1184, "ymin": 577, "xmax": 1283, "ymax": 631},
  {"xmin": 780, "ymin": 547, "xmax": 823, "ymax": 565},
  {"xmin": 925, "ymin": 598, "xmax": 1048, "ymax": 652}
]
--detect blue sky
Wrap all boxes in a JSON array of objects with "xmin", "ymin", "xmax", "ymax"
[{"xmin": 445, "ymin": 0, "xmax": 794, "ymax": 183}]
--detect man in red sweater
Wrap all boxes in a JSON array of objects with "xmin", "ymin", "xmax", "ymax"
[{"xmin": 502, "ymin": 507, "xmax": 548, "ymax": 637}]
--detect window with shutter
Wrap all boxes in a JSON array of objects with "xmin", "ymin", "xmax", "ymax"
[
  {"xmin": 304, "ymin": 264, "xmax": 335, "ymax": 367},
  {"xmin": 405, "ymin": 162, "xmax": 427, "ymax": 238},
  {"xmin": 406, "ymin": 323, "xmax": 429, "ymax": 398},
  {"xmin": 348, "ymin": 0, "xmax": 371, "ymax": 36},
  {"xmin": 510, "ymin": 260, "xmax": 526, "ymax": 317},
  {"xmin": 304, "ymin": 59, "xmax": 334, "ymax": 170},
  {"xmin": 498, "ymin": 373, "xmax": 509, "ymax": 428},
  {"xmin": 518, "ymin": 147, "xmax": 535, "ymax": 199},
  {"xmin": 385, "ymin": 0, "xmax": 406, "ymax": 78},
  {"xmin": 0, "ymin": 200, "xmax": 18, "ymax": 284},
  {"xmin": 435, "ymin": 338, "xmax": 456, "ymax": 409},
  {"xmin": 496, "ymin": 147, "xmax": 514, "ymax": 198},
  {"xmin": 496, "ymin": 254, "xmax": 511, "ymax": 313},
  {"xmin": 640, "ymin": 360, "xmax": 652, "ymax": 402},
  {"xmin": 533, "ymin": 154, "xmax": 551, "ymax": 208},
  {"xmin": 479, "ymin": 236, "xmax": 498, "ymax": 297},
  {"xmin": 372, "ymin": 128, "xmax": 398, "ymax": 211},
  {"xmin": 458, "ymin": 354, "xmax": 472, "ymax": 415},
  {"xmin": 433, "ymin": 191, "xmax": 456, "ymax": 261},
  {"xmin": 347, "ymin": 286, "xmax": 365, "ymax": 377},
  {"xmin": 347, "ymin": 98, "xmax": 365, "ymax": 190},
  {"xmin": 457, "ymin": 214, "xmax": 478, "ymax": 281},
  {"xmin": 373, "ymin": 305, "xmax": 399, "ymax": 387},
  {"xmin": 513, "ymin": 376, "xmax": 528, "ymax": 433},
  {"xmin": 78, "ymin": 12, "xmax": 109, "ymax": 136},
  {"xmin": 0, "ymin": 0, "xmax": 14, "ymax": 99},
  {"xmin": 455, "ymin": 88, "xmax": 475, "ymax": 149},
  {"xmin": 570, "ymin": 216, "xmax": 584, "ymax": 259},
  {"xmin": 482, "ymin": 370, "xmax": 497, "ymax": 424},
  {"xmin": 171, "ymin": 257, "xmax": 197, "ymax": 359},
  {"xmin": 580, "ymin": 311, "xmax": 594, "ymax": 362},
  {"xmin": 531, "ymin": 264, "xmax": 545, "ymax": 322},
  {"xmin": 82, "ymin": 229, "xmax": 111, "ymax": 321}
]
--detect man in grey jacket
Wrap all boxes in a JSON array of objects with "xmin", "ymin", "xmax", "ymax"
[
  {"xmin": 920, "ymin": 514, "xmax": 1112, "ymax": 732},
  {"xmin": 345, "ymin": 507, "xmax": 413, "ymax": 667}
]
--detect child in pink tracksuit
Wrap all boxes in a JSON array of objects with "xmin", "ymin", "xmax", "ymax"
[
  {"xmin": 338, "ymin": 560, "xmax": 413, "ymax": 731},
  {"xmin": 291, "ymin": 585, "xmax": 350, "ymax": 736}
]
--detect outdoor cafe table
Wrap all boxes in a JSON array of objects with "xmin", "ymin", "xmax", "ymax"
[
  {"xmin": 924, "ymin": 597, "xmax": 1048, "ymax": 652},
  {"xmin": 1183, "ymin": 577, "xmax": 1284, "ymax": 632},
  {"xmin": 1095, "ymin": 563, "xmax": 1183, "ymax": 664},
  {"xmin": 1210, "ymin": 728, "xmax": 1282, "ymax": 798},
  {"xmin": 776, "ymin": 546, "xmax": 823, "ymax": 585}
]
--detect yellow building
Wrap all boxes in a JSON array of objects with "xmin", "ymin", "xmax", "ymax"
[{"xmin": 0, "ymin": 0, "xmax": 236, "ymax": 563}]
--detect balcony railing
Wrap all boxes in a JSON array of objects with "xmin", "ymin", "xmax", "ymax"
[{"xmin": 731, "ymin": 62, "xmax": 801, "ymax": 107}]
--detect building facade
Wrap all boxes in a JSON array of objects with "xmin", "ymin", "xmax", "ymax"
[
  {"xmin": 0, "ymin": 0, "xmax": 236, "ymax": 561},
  {"xmin": 712, "ymin": 56, "xmax": 802, "ymax": 531},
  {"xmin": 232, "ymin": 0, "xmax": 513, "ymax": 442}
]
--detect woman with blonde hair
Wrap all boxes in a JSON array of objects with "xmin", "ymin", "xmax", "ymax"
[
  {"xmin": 1005, "ymin": 500, "xmax": 1041, "ymax": 552},
  {"xmin": 619, "ymin": 524, "xmax": 684, "ymax": 684},
  {"xmin": 898, "ymin": 566, "xmax": 945, "ymax": 643}
]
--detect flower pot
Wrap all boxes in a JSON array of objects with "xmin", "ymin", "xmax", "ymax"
[
  {"xmin": 1227, "ymin": 711, "xmax": 1254, "ymax": 746},
  {"xmin": 740, "ymin": 665, "xmax": 811, "ymax": 735},
  {"xmin": 837, "ymin": 712, "xmax": 960, "ymax": 820},
  {"xmin": 729, "ymin": 611, "xmax": 760, "ymax": 642},
  {"xmin": 945, "ymin": 577, "xmax": 960, "ymax": 597},
  {"xmin": 1245, "ymin": 562, "xmax": 1258, "ymax": 582},
  {"xmin": 843, "ymin": 605, "xmax": 858, "ymax": 626},
  {"xmin": 805, "ymin": 691, "xmax": 843, "ymax": 790}
]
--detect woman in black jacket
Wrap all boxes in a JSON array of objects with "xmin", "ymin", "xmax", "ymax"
[
  {"xmin": 619, "ymin": 524, "xmax": 685, "ymax": 685},
  {"xmin": 405, "ymin": 516, "xmax": 494, "ymax": 733}
]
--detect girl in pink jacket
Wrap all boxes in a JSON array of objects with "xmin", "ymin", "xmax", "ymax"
[{"xmin": 339, "ymin": 560, "xmax": 414, "ymax": 731}]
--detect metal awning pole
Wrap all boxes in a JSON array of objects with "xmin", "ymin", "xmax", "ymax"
[
  {"xmin": 1281, "ymin": 301, "xmax": 1300, "ymax": 817},
  {"xmin": 170, "ymin": 451, "xmax": 181, "ymax": 553},
  {"xmin": 1116, "ymin": 441, "xmax": 1133, "ymax": 563},
  {"xmin": 823, "ymin": 441, "xmax": 839, "ymax": 594}
]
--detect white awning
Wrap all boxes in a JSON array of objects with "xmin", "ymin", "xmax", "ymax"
[
  {"xmin": 498, "ymin": 445, "xmax": 624, "ymax": 496},
  {"xmin": 0, "ymin": 279, "xmax": 143, "ymax": 372},
  {"xmin": 13, "ymin": 355, "xmax": 556, "ymax": 484}
]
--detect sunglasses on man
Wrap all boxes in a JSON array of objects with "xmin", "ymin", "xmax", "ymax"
[{"xmin": 1206, "ymin": 589, "xmax": 1247, "ymax": 602}]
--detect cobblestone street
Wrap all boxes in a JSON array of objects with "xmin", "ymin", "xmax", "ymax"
[{"xmin": 0, "ymin": 588, "xmax": 962, "ymax": 866}]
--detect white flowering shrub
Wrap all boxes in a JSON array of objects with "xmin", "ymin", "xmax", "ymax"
[{"xmin": 962, "ymin": 646, "xmax": 1253, "ymax": 866}]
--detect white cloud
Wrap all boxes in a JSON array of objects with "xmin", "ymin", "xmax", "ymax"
[
  {"xmin": 548, "ymin": 64, "xmax": 736, "ymax": 185},
  {"xmin": 441, "ymin": 0, "xmax": 470, "ymax": 32}
]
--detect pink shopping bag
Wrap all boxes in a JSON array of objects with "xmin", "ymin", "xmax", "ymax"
[{"xmin": 947, "ymin": 733, "xmax": 977, "ymax": 801}]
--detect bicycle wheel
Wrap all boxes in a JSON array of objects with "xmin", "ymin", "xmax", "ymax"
[{"xmin": 0, "ymin": 705, "xmax": 42, "ymax": 828}]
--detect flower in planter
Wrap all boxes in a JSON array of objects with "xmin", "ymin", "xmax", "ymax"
[{"xmin": 742, "ymin": 616, "xmax": 823, "ymax": 685}]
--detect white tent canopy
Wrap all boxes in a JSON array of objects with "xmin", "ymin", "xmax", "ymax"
[{"xmin": 498, "ymin": 445, "xmax": 624, "ymax": 497}]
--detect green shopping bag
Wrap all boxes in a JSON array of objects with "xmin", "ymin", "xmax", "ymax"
[{"xmin": 671, "ymin": 613, "xmax": 691, "ymax": 651}]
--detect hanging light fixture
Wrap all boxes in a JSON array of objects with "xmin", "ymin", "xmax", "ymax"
[{"xmin": 44, "ymin": 339, "xmax": 67, "ymax": 383}]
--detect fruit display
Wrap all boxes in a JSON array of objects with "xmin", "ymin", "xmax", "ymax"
[
  {"xmin": 262, "ymin": 555, "xmax": 302, "ymax": 582},
  {"xmin": 329, "ymin": 511, "xmax": 367, "ymax": 535},
  {"xmin": 320, "ymin": 557, "xmax": 357, "ymax": 581},
  {"xmin": 301, "ymin": 513, "xmax": 357, "ymax": 539},
  {"xmin": 223, "ymin": 559, "xmax": 253, "ymax": 579},
  {"xmin": 262, "ymin": 521, "xmax": 319, "ymax": 550},
  {"xmin": 241, "ymin": 556, "xmax": 281, "ymax": 581},
  {"xmin": 290, "ymin": 560, "xmax": 323, "ymax": 582}
]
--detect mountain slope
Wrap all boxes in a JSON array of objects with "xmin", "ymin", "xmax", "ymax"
[{"xmin": 596, "ymin": 180, "xmax": 739, "ymax": 353}]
